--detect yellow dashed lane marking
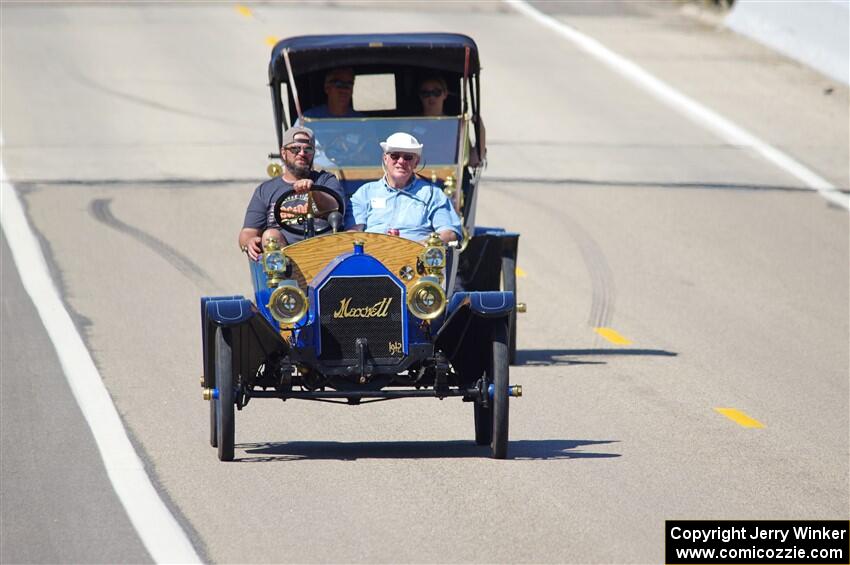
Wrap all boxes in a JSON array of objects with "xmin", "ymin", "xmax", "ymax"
[
  {"xmin": 594, "ymin": 327, "xmax": 633, "ymax": 345},
  {"xmin": 714, "ymin": 408, "xmax": 765, "ymax": 428},
  {"xmin": 235, "ymin": 4, "xmax": 253, "ymax": 17},
  {"xmin": 516, "ymin": 267, "xmax": 527, "ymax": 278},
  {"xmin": 265, "ymin": 36, "xmax": 279, "ymax": 47}
]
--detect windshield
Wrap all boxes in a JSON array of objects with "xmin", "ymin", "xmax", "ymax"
[{"xmin": 303, "ymin": 116, "xmax": 461, "ymax": 169}]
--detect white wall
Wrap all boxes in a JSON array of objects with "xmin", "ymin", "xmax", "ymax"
[{"xmin": 725, "ymin": 0, "xmax": 849, "ymax": 85}]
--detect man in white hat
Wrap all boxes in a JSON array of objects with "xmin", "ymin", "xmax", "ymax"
[{"xmin": 350, "ymin": 132, "xmax": 461, "ymax": 243}]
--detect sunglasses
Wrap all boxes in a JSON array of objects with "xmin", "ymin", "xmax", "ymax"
[
  {"xmin": 419, "ymin": 88, "xmax": 444, "ymax": 98},
  {"xmin": 285, "ymin": 144, "xmax": 315, "ymax": 155},
  {"xmin": 388, "ymin": 152, "xmax": 417, "ymax": 162},
  {"xmin": 327, "ymin": 80, "xmax": 354, "ymax": 89}
]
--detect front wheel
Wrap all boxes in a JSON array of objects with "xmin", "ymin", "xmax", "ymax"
[
  {"xmin": 215, "ymin": 327, "xmax": 235, "ymax": 461},
  {"xmin": 490, "ymin": 322, "xmax": 510, "ymax": 459},
  {"xmin": 473, "ymin": 399, "xmax": 492, "ymax": 446},
  {"xmin": 209, "ymin": 398, "xmax": 217, "ymax": 448},
  {"xmin": 501, "ymin": 255, "xmax": 517, "ymax": 365}
]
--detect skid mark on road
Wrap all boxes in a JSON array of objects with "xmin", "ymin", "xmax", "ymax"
[
  {"xmin": 485, "ymin": 182, "xmax": 617, "ymax": 330},
  {"xmin": 64, "ymin": 66, "xmax": 253, "ymax": 129},
  {"xmin": 89, "ymin": 198, "xmax": 214, "ymax": 289},
  {"xmin": 2, "ymin": 155, "xmax": 201, "ymax": 563},
  {"xmin": 563, "ymin": 215, "xmax": 616, "ymax": 329},
  {"xmin": 714, "ymin": 408, "xmax": 766, "ymax": 428}
]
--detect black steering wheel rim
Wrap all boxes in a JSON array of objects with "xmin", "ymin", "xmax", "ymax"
[{"xmin": 273, "ymin": 184, "xmax": 345, "ymax": 237}]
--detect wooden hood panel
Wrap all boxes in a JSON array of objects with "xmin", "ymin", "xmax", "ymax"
[{"xmin": 285, "ymin": 232, "xmax": 424, "ymax": 289}]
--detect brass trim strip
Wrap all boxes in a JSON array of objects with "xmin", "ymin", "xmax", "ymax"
[
  {"xmin": 323, "ymin": 166, "xmax": 457, "ymax": 181},
  {"xmin": 302, "ymin": 115, "xmax": 462, "ymax": 123}
]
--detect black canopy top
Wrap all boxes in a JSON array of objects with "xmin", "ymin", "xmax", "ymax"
[{"xmin": 269, "ymin": 33, "xmax": 480, "ymax": 82}]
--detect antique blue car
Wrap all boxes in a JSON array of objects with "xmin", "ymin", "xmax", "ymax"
[{"xmin": 200, "ymin": 33, "xmax": 522, "ymax": 461}]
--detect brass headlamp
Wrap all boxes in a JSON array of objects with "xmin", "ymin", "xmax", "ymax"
[
  {"xmin": 262, "ymin": 238, "xmax": 288, "ymax": 288},
  {"xmin": 420, "ymin": 233, "xmax": 446, "ymax": 281},
  {"xmin": 407, "ymin": 275, "xmax": 446, "ymax": 321},
  {"xmin": 268, "ymin": 280, "xmax": 308, "ymax": 325}
]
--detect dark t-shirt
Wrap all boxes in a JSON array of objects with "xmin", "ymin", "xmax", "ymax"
[{"xmin": 242, "ymin": 170, "xmax": 348, "ymax": 243}]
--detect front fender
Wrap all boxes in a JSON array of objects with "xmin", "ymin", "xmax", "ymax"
[
  {"xmin": 446, "ymin": 290, "xmax": 513, "ymax": 318},
  {"xmin": 205, "ymin": 296, "xmax": 255, "ymax": 326},
  {"xmin": 435, "ymin": 291, "xmax": 513, "ymax": 384},
  {"xmin": 200, "ymin": 295, "xmax": 288, "ymax": 390},
  {"xmin": 456, "ymin": 228, "xmax": 519, "ymax": 292}
]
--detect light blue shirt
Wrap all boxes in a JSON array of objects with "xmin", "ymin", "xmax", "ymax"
[{"xmin": 351, "ymin": 176, "xmax": 462, "ymax": 242}]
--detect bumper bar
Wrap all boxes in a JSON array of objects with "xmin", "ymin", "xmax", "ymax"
[{"xmin": 249, "ymin": 388, "xmax": 475, "ymax": 401}]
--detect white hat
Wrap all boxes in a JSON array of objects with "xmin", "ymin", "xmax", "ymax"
[{"xmin": 380, "ymin": 132, "xmax": 423, "ymax": 155}]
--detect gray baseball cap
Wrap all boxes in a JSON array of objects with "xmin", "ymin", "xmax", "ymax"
[{"xmin": 282, "ymin": 126, "xmax": 314, "ymax": 147}]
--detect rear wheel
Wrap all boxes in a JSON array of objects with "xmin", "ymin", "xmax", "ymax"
[
  {"xmin": 215, "ymin": 327, "xmax": 235, "ymax": 461},
  {"xmin": 501, "ymin": 255, "xmax": 517, "ymax": 365},
  {"xmin": 490, "ymin": 322, "xmax": 510, "ymax": 459},
  {"xmin": 209, "ymin": 398, "xmax": 217, "ymax": 448}
]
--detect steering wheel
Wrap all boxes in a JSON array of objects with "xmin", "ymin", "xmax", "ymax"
[{"xmin": 273, "ymin": 185, "xmax": 345, "ymax": 238}]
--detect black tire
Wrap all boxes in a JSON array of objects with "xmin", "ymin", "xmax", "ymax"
[
  {"xmin": 501, "ymin": 254, "xmax": 517, "ymax": 365},
  {"xmin": 209, "ymin": 398, "xmax": 218, "ymax": 448},
  {"xmin": 474, "ymin": 400, "xmax": 492, "ymax": 445},
  {"xmin": 215, "ymin": 327, "xmax": 235, "ymax": 461},
  {"xmin": 490, "ymin": 322, "xmax": 510, "ymax": 459}
]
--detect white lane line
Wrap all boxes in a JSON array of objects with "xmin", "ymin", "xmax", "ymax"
[
  {"xmin": 504, "ymin": 0, "xmax": 850, "ymax": 211},
  {"xmin": 0, "ymin": 135, "xmax": 201, "ymax": 564}
]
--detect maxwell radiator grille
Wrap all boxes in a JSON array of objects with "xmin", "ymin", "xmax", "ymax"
[{"xmin": 318, "ymin": 276, "xmax": 403, "ymax": 364}]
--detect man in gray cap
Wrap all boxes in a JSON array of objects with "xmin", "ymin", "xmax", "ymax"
[{"xmin": 239, "ymin": 126, "xmax": 348, "ymax": 259}]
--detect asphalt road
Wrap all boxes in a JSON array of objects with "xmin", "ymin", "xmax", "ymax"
[
  {"xmin": 1, "ymin": 2, "xmax": 847, "ymax": 563},
  {"xmin": 0, "ymin": 234, "xmax": 153, "ymax": 564}
]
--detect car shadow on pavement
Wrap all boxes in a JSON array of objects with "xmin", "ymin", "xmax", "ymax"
[
  {"xmin": 516, "ymin": 348, "xmax": 677, "ymax": 366},
  {"xmin": 237, "ymin": 439, "xmax": 620, "ymax": 462}
]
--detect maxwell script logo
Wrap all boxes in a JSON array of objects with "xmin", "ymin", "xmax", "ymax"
[{"xmin": 333, "ymin": 297, "xmax": 393, "ymax": 319}]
